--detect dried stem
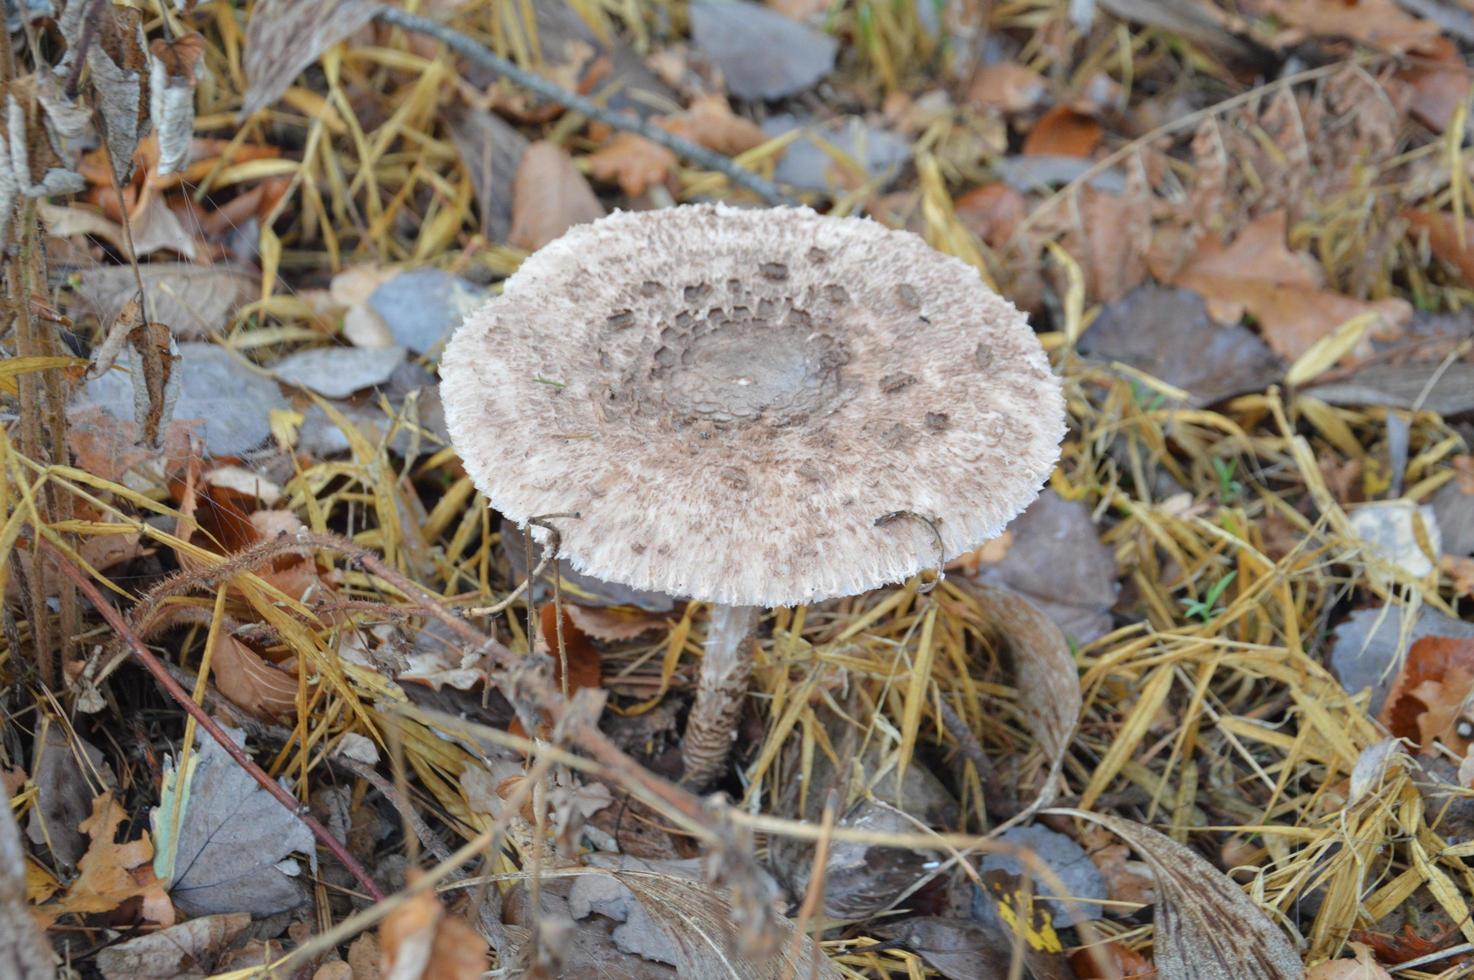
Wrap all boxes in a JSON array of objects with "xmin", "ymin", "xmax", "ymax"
[
  {"xmin": 372, "ymin": 7, "xmax": 797, "ymax": 207},
  {"xmin": 42, "ymin": 541, "xmax": 387, "ymax": 903}
]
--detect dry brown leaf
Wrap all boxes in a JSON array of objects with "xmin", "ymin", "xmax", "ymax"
[
  {"xmin": 76, "ymin": 264, "xmax": 258, "ymax": 341},
  {"xmin": 954, "ymin": 182, "xmax": 1028, "ymax": 248},
  {"xmin": 1404, "ymin": 208, "xmax": 1474, "ymax": 284},
  {"xmin": 378, "ymin": 873, "xmax": 488, "ymax": 980},
  {"xmin": 90, "ymin": 309, "xmax": 180, "ymax": 450},
  {"xmin": 565, "ymin": 603, "xmax": 668, "ymax": 641},
  {"xmin": 34, "ymin": 792, "xmax": 173, "ymax": 929},
  {"xmin": 1023, "ymin": 106, "xmax": 1102, "ymax": 157},
  {"xmin": 587, "ymin": 131, "xmax": 677, "ymax": 197},
  {"xmin": 508, "ymin": 141, "xmax": 605, "ymax": 251},
  {"xmin": 149, "ymin": 32, "xmax": 205, "ymax": 175},
  {"xmin": 1071, "ymin": 941, "xmax": 1157, "ymax": 979},
  {"xmin": 1264, "ymin": 0, "xmax": 1439, "ymax": 54},
  {"xmin": 511, "ymin": 605, "xmax": 605, "ymax": 739},
  {"xmin": 240, "ymin": 0, "xmax": 382, "ymax": 118},
  {"xmin": 1061, "ymin": 811, "xmax": 1301, "ymax": 980},
  {"xmin": 1397, "ymin": 37, "xmax": 1473, "ymax": 132},
  {"xmin": 96, "ymin": 911, "xmax": 251, "ymax": 979},
  {"xmin": 1379, "ymin": 635, "xmax": 1474, "ymax": 755},
  {"xmin": 968, "ymin": 63, "xmax": 1048, "ymax": 114},
  {"xmin": 1173, "ymin": 211, "xmax": 1411, "ymax": 361},
  {"xmin": 210, "ymin": 632, "xmax": 300, "ymax": 720},
  {"xmin": 661, "ymin": 95, "xmax": 767, "ymax": 156}
]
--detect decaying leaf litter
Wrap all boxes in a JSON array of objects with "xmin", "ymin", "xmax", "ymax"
[{"xmin": 1, "ymin": 0, "xmax": 1473, "ymax": 977}]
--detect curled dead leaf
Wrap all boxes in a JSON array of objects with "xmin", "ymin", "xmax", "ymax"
[{"xmin": 1055, "ymin": 811, "xmax": 1302, "ymax": 980}]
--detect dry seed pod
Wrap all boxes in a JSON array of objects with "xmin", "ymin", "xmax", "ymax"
[{"xmin": 441, "ymin": 204, "xmax": 1065, "ymax": 784}]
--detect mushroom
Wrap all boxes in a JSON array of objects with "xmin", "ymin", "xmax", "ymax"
[{"xmin": 441, "ymin": 204, "xmax": 1065, "ymax": 786}]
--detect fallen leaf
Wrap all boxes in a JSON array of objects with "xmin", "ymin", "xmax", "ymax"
[
  {"xmin": 151, "ymin": 726, "xmax": 315, "ymax": 917},
  {"xmin": 1380, "ymin": 635, "xmax": 1474, "ymax": 755},
  {"xmin": 209, "ymin": 632, "xmax": 300, "ymax": 720},
  {"xmin": 588, "ymin": 131, "xmax": 677, "ymax": 197},
  {"xmin": 1398, "ymin": 37, "xmax": 1472, "ymax": 132},
  {"xmin": 367, "ymin": 269, "xmax": 487, "ymax": 357},
  {"xmin": 27, "ymin": 724, "xmax": 116, "ymax": 869},
  {"xmin": 979, "ymin": 824, "xmax": 1109, "ymax": 927},
  {"xmin": 511, "ymin": 604, "xmax": 605, "ymax": 739},
  {"xmin": 1173, "ymin": 211, "xmax": 1412, "ymax": 361},
  {"xmin": 1071, "ymin": 941, "xmax": 1157, "ymax": 979},
  {"xmin": 761, "ymin": 113, "xmax": 911, "ymax": 192},
  {"xmin": 1023, "ymin": 106, "xmax": 1102, "ymax": 157},
  {"xmin": 1306, "ymin": 943, "xmax": 1393, "ymax": 979},
  {"xmin": 953, "ymin": 581, "xmax": 1083, "ymax": 819},
  {"xmin": 872, "ymin": 915, "xmax": 1072, "ymax": 980},
  {"xmin": 1330, "ymin": 606, "xmax": 1474, "ymax": 713},
  {"xmin": 81, "ymin": 342, "xmax": 288, "ymax": 456},
  {"xmin": 508, "ymin": 141, "xmax": 605, "ymax": 251},
  {"xmin": 565, "ymin": 604, "xmax": 668, "ymax": 641},
  {"xmin": 96, "ymin": 911, "xmax": 252, "ymax": 979},
  {"xmin": 1404, "ymin": 208, "xmax": 1474, "ymax": 285},
  {"xmin": 1264, "ymin": 0, "xmax": 1439, "ymax": 54},
  {"xmin": 975, "ymin": 491, "xmax": 1119, "ymax": 645},
  {"xmin": 689, "ymin": 0, "xmax": 838, "ymax": 100},
  {"xmin": 594, "ymin": 867, "xmax": 843, "ymax": 977},
  {"xmin": 1095, "ymin": 0, "xmax": 1264, "ymax": 62},
  {"xmin": 954, "ymin": 182, "xmax": 1028, "ymax": 247},
  {"xmin": 1060, "ymin": 811, "xmax": 1302, "ymax": 980},
  {"xmin": 240, "ymin": 0, "xmax": 383, "ymax": 118},
  {"xmin": 447, "ymin": 106, "xmax": 528, "ymax": 243},
  {"xmin": 1434, "ymin": 465, "xmax": 1474, "ymax": 556},
  {"xmin": 35, "ymin": 791, "xmax": 173, "ymax": 929},
  {"xmin": 38, "ymin": 200, "xmax": 193, "ymax": 259},
  {"xmin": 271, "ymin": 345, "xmax": 406, "ymax": 398},
  {"xmin": 1079, "ymin": 286, "xmax": 1282, "ymax": 406},
  {"xmin": 1307, "ymin": 363, "xmax": 1474, "ymax": 417},
  {"xmin": 661, "ymin": 95, "xmax": 767, "ymax": 156},
  {"xmin": 968, "ymin": 62, "xmax": 1048, "ymax": 113},
  {"xmin": 74, "ymin": 264, "xmax": 258, "ymax": 340},
  {"xmin": 149, "ymin": 32, "xmax": 205, "ymax": 175},
  {"xmin": 378, "ymin": 871, "xmax": 489, "ymax": 980}
]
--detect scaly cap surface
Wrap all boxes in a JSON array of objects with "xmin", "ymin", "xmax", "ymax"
[{"xmin": 441, "ymin": 204, "xmax": 1065, "ymax": 606}]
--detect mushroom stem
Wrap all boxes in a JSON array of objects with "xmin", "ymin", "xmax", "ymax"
[{"xmin": 681, "ymin": 604, "xmax": 761, "ymax": 787}]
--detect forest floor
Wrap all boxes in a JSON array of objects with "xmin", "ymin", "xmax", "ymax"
[{"xmin": 5, "ymin": 0, "xmax": 1474, "ymax": 977}]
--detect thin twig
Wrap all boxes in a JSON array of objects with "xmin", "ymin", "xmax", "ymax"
[
  {"xmin": 372, "ymin": 7, "xmax": 797, "ymax": 207},
  {"xmin": 42, "ymin": 541, "xmax": 387, "ymax": 903}
]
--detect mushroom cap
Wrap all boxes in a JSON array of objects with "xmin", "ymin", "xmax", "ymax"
[{"xmin": 441, "ymin": 204, "xmax": 1065, "ymax": 607}]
